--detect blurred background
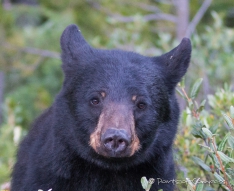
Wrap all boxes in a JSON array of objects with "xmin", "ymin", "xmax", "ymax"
[{"xmin": 0, "ymin": 0, "xmax": 234, "ymax": 190}]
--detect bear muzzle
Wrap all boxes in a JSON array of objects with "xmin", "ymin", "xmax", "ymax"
[{"xmin": 89, "ymin": 103, "xmax": 140, "ymax": 158}]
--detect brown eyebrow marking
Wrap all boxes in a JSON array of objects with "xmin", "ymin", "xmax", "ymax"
[
  {"xmin": 132, "ymin": 95, "xmax": 137, "ymax": 101},
  {"xmin": 101, "ymin": 92, "xmax": 106, "ymax": 98}
]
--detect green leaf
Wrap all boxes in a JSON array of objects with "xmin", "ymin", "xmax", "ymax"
[
  {"xmin": 186, "ymin": 115, "xmax": 193, "ymax": 126},
  {"xmin": 209, "ymin": 154, "xmax": 220, "ymax": 168},
  {"xmin": 230, "ymin": 180, "xmax": 234, "ymax": 188},
  {"xmin": 192, "ymin": 156, "xmax": 211, "ymax": 172},
  {"xmin": 214, "ymin": 172, "xmax": 225, "ymax": 182},
  {"xmin": 192, "ymin": 122, "xmax": 206, "ymax": 139},
  {"xmin": 222, "ymin": 112, "xmax": 234, "ymax": 130},
  {"xmin": 228, "ymin": 135, "xmax": 234, "ymax": 149},
  {"xmin": 194, "ymin": 101, "xmax": 199, "ymax": 110},
  {"xmin": 176, "ymin": 88, "xmax": 186, "ymax": 99},
  {"xmin": 230, "ymin": 106, "xmax": 234, "ymax": 118},
  {"xmin": 180, "ymin": 77, "xmax": 185, "ymax": 88},
  {"xmin": 202, "ymin": 128, "xmax": 213, "ymax": 139},
  {"xmin": 190, "ymin": 78, "xmax": 203, "ymax": 99},
  {"xmin": 197, "ymin": 99, "xmax": 206, "ymax": 112},
  {"xmin": 195, "ymin": 183, "xmax": 204, "ymax": 191},
  {"xmin": 141, "ymin": 176, "xmax": 148, "ymax": 189},
  {"xmin": 209, "ymin": 125, "xmax": 219, "ymax": 134},
  {"xmin": 226, "ymin": 168, "xmax": 234, "ymax": 179},
  {"xmin": 218, "ymin": 132, "xmax": 230, "ymax": 151},
  {"xmin": 198, "ymin": 144, "xmax": 211, "ymax": 152},
  {"xmin": 191, "ymin": 129, "xmax": 204, "ymax": 139},
  {"xmin": 188, "ymin": 99, "xmax": 194, "ymax": 110},
  {"xmin": 217, "ymin": 151, "xmax": 234, "ymax": 163}
]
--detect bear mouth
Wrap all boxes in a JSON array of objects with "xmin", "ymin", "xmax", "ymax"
[{"xmin": 89, "ymin": 151, "xmax": 142, "ymax": 170}]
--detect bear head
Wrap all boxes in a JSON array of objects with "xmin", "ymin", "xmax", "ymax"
[{"xmin": 57, "ymin": 24, "xmax": 191, "ymax": 170}]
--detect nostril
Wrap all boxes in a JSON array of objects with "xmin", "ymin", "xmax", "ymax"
[
  {"xmin": 105, "ymin": 138, "xmax": 114, "ymax": 144},
  {"xmin": 101, "ymin": 128, "xmax": 131, "ymax": 155},
  {"xmin": 118, "ymin": 139, "xmax": 127, "ymax": 146},
  {"xmin": 104, "ymin": 137, "xmax": 115, "ymax": 149}
]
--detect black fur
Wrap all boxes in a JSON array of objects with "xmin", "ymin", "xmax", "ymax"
[{"xmin": 11, "ymin": 25, "xmax": 191, "ymax": 191}]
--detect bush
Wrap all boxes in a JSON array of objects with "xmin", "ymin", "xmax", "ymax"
[{"xmin": 175, "ymin": 79, "xmax": 234, "ymax": 191}]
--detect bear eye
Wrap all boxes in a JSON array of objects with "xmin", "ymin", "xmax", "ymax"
[
  {"xmin": 90, "ymin": 98, "xmax": 100, "ymax": 105},
  {"xmin": 137, "ymin": 102, "xmax": 146, "ymax": 110}
]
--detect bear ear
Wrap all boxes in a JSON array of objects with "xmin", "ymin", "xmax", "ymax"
[
  {"xmin": 159, "ymin": 38, "xmax": 192, "ymax": 88},
  {"xmin": 60, "ymin": 24, "xmax": 90, "ymax": 64}
]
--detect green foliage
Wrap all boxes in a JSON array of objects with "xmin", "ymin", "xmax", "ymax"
[
  {"xmin": 0, "ymin": 5, "xmax": 72, "ymax": 128},
  {"xmin": 176, "ymin": 80, "xmax": 234, "ymax": 191},
  {"xmin": 190, "ymin": 12, "xmax": 234, "ymax": 90},
  {"xmin": 208, "ymin": 85, "xmax": 234, "ymax": 117},
  {"xmin": 0, "ymin": 101, "xmax": 24, "ymax": 184}
]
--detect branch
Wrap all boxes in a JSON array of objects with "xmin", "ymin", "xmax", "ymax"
[
  {"xmin": 90, "ymin": 2, "xmax": 176, "ymax": 23},
  {"xmin": 124, "ymin": 2, "xmax": 161, "ymax": 13},
  {"xmin": 3, "ymin": 0, "xmax": 12, "ymax": 10},
  {"xmin": 175, "ymin": 0, "xmax": 189, "ymax": 40},
  {"xmin": 211, "ymin": 138, "xmax": 233, "ymax": 191},
  {"xmin": 106, "ymin": 12, "xmax": 176, "ymax": 23},
  {"xmin": 0, "ymin": 71, "xmax": 5, "ymax": 125},
  {"xmin": 157, "ymin": 0, "xmax": 173, "ymax": 5},
  {"xmin": 143, "ymin": 13, "xmax": 177, "ymax": 23},
  {"xmin": 3, "ymin": 43, "xmax": 60, "ymax": 59},
  {"xmin": 185, "ymin": 0, "xmax": 213, "ymax": 38}
]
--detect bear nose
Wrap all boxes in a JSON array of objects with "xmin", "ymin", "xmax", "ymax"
[{"xmin": 101, "ymin": 128, "xmax": 131, "ymax": 157}]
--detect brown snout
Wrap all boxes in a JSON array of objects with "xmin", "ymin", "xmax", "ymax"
[{"xmin": 90, "ymin": 103, "xmax": 140, "ymax": 158}]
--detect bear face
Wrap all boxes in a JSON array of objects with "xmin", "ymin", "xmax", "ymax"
[{"xmin": 57, "ymin": 25, "xmax": 191, "ymax": 170}]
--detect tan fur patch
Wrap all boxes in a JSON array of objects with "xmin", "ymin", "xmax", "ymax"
[
  {"xmin": 132, "ymin": 95, "xmax": 137, "ymax": 101},
  {"xmin": 128, "ymin": 111, "xmax": 140, "ymax": 155},
  {"xmin": 101, "ymin": 91, "xmax": 106, "ymax": 98},
  {"xmin": 130, "ymin": 137, "xmax": 140, "ymax": 156},
  {"xmin": 89, "ymin": 113, "xmax": 105, "ymax": 152}
]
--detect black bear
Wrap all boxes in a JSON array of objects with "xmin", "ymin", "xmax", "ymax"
[{"xmin": 11, "ymin": 25, "xmax": 191, "ymax": 191}]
